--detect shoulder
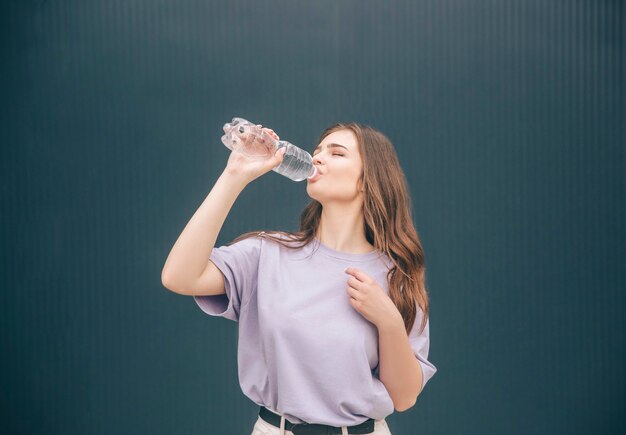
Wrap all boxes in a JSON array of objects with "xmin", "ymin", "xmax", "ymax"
[
  {"xmin": 258, "ymin": 230, "xmax": 307, "ymax": 245},
  {"xmin": 256, "ymin": 231, "xmax": 315, "ymax": 258}
]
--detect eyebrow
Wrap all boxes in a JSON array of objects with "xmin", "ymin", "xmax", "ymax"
[{"xmin": 313, "ymin": 143, "xmax": 349, "ymax": 153}]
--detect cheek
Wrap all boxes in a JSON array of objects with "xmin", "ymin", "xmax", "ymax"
[
  {"xmin": 332, "ymin": 169, "xmax": 361, "ymax": 193},
  {"xmin": 331, "ymin": 158, "xmax": 358, "ymax": 174},
  {"xmin": 335, "ymin": 163, "xmax": 361, "ymax": 184}
]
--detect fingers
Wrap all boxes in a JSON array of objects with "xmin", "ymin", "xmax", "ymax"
[
  {"xmin": 345, "ymin": 268, "xmax": 370, "ymax": 283},
  {"xmin": 273, "ymin": 147, "xmax": 286, "ymax": 164},
  {"xmin": 262, "ymin": 127, "xmax": 279, "ymax": 141}
]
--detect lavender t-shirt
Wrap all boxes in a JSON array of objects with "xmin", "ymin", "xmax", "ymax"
[{"xmin": 193, "ymin": 233, "xmax": 437, "ymax": 426}]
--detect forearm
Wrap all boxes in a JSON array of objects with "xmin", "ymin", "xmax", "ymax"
[
  {"xmin": 161, "ymin": 170, "xmax": 248, "ymax": 288},
  {"xmin": 378, "ymin": 318, "xmax": 423, "ymax": 411}
]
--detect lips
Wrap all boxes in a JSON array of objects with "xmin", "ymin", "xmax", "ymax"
[{"xmin": 308, "ymin": 168, "xmax": 323, "ymax": 182}]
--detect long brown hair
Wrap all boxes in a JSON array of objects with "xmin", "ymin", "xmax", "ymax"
[{"xmin": 226, "ymin": 122, "xmax": 430, "ymax": 335}]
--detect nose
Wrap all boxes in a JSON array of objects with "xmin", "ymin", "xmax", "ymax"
[{"xmin": 312, "ymin": 153, "xmax": 324, "ymax": 166}]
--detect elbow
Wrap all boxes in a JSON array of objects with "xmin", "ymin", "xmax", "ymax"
[
  {"xmin": 161, "ymin": 269, "xmax": 183, "ymax": 294},
  {"xmin": 393, "ymin": 382, "xmax": 422, "ymax": 412},
  {"xmin": 161, "ymin": 268, "xmax": 172, "ymax": 289},
  {"xmin": 394, "ymin": 397, "xmax": 417, "ymax": 413}
]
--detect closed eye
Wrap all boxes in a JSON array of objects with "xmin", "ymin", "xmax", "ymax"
[{"xmin": 312, "ymin": 151, "xmax": 344, "ymax": 157}]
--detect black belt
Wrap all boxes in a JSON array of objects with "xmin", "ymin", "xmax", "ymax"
[{"xmin": 259, "ymin": 406, "xmax": 375, "ymax": 434}]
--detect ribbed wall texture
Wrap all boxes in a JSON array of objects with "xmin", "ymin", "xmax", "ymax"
[{"xmin": 1, "ymin": 0, "xmax": 623, "ymax": 434}]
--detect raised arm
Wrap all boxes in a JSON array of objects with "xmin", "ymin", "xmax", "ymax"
[{"xmin": 161, "ymin": 131, "xmax": 285, "ymax": 295}]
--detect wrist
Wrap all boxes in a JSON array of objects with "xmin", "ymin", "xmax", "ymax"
[
  {"xmin": 220, "ymin": 168, "xmax": 251, "ymax": 190},
  {"xmin": 377, "ymin": 313, "xmax": 404, "ymax": 334}
]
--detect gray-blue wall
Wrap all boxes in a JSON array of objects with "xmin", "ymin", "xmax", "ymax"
[{"xmin": 2, "ymin": 0, "xmax": 624, "ymax": 434}]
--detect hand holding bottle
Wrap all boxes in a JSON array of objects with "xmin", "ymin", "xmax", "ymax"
[
  {"xmin": 223, "ymin": 123, "xmax": 287, "ymax": 185},
  {"xmin": 220, "ymin": 117, "xmax": 318, "ymax": 182}
]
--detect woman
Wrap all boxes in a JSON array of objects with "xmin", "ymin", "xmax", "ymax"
[{"xmin": 162, "ymin": 122, "xmax": 437, "ymax": 435}]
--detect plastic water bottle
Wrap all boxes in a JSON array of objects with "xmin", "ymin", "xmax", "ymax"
[{"xmin": 220, "ymin": 117, "xmax": 318, "ymax": 182}]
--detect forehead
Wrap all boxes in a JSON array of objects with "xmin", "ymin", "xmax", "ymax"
[{"xmin": 315, "ymin": 129, "xmax": 359, "ymax": 152}]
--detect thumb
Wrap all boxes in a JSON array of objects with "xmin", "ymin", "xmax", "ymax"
[{"xmin": 275, "ymin": 147, "xmax": 287, "ymax": 163}]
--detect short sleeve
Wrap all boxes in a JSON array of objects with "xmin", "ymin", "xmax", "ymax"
[
  {"xmin": 409, "ymin": 310, "xmax": 437, "ymax": 393},
  {"xmin": 193, "ymin": 236, "xmax": 262, "ymax": 322}
]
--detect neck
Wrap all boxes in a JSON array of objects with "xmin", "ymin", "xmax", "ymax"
[{"xmin": 315, "ymin": 205, "xmax": 374, "ymax": 254}]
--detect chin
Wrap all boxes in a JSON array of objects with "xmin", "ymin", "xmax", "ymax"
[
  {"xmin": 305, "ymin": 186, "xmax": 324, "ymax": 200},
  {"xmin": 305, "ymin": 187, "xmax": 318, "ymax": 199}
]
